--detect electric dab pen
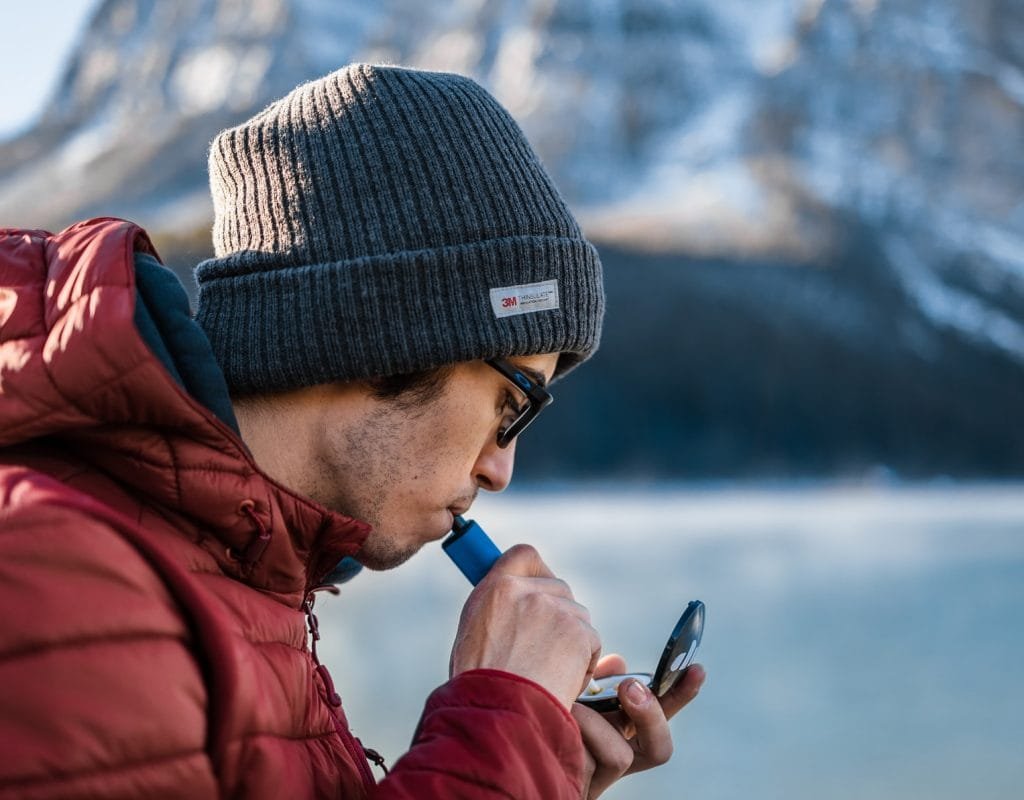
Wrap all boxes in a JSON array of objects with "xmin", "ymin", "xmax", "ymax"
[{"xmin": 442, "ymin": 515, "xmax": 502, "ymax": 586}]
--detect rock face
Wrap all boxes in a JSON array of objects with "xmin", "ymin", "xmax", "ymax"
[{"xmin": 2, "ymin": 0, "xmax": 1022, "ymax": 477}]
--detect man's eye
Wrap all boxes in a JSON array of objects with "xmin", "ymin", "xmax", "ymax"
[{"xmin": 503, "ymin": 390, "xmax": 524, "ymax": 416}]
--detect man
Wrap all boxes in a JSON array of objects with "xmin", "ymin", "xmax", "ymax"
[{"xmin": 0, "ymin": 64, "xmax": 703, "ymax": 798}]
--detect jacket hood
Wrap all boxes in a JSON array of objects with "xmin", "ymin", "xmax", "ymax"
[{"xmin": 0, "ymin": 218, "xmax": 368, "ymax": 601}]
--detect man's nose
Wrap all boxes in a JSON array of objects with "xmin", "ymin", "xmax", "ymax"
[{"xmin": 473, "ymin": 437, "xmax": 516, "ymax": 492}]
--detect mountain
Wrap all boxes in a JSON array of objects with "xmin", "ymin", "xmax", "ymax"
[{"xmin": 2, "ymin": 0, "xmax": 1022, "ymax": 478}]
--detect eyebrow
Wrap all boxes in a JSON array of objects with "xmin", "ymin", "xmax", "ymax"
[{"xmin": 513, "ymin": 364, "xmax": 548, "ymax": 389}]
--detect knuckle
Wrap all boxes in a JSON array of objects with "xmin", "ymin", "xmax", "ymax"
[
  {"xmin": 502, "ymin": 543, "xmax": 555, "ymax": 579},
  {"xmin": 522, "ymin": 590, "xmax": 549, "ymax": 614},
  {"xmin": 506, "ymin": 543, "xmax": 539, "ymax": 561},
  {"xmin": 559, "ymin": 604, "xmax": 591, "ymax": 641},
  {"xmin": 526, "ymin": 587, "xmax": 562, "ymax": 611},
  {"xmin": 524, "ymin": 590, "xmax": 568, "ymax": 625},
  {"xmin": 647, "ymin": 738, "xmax": 674, "ymax": 766},
  {"xmin": 606, "ymin": 744, "xmax": 634, "ymax": 776},
  {"xmin": 490, "ymin": 573, "xmax": 519, "ymax": 602}
]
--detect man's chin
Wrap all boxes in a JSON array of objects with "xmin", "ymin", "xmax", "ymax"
[
  {"xmin": 355, "ymin": 517, "xmax": 453, "ymax": 570},
  {"xmin": 354, "ymin": 541, "xmax": 421, "ymax": 571}
]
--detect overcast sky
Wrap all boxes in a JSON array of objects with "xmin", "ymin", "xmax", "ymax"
[{"xmin": 1, "ymin": 1, "xmax": 98, "ymax": 140}]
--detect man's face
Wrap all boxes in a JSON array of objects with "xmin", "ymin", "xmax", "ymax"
[{"xmin": 309, "ymin": 353, "xmax": 559, "ymax": 570}]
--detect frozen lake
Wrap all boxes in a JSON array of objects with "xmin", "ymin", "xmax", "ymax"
[{"xmin": 317, "ymin": 484, "xmax": 1024, "ymax": 799}]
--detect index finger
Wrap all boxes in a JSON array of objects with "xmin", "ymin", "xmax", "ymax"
[{"xmin": 594, "ymin": 653, "xmax": 627, "ymax": 679}]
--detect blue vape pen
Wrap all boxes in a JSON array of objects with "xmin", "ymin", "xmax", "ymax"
[{"xmin": 442, "ymin": 515, "xmax": 502, "ymax": 585}]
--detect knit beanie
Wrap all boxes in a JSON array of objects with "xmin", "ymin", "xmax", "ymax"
[{"xmin": 194, "ymin": 63, "xmax": 604, "ymax": 396}]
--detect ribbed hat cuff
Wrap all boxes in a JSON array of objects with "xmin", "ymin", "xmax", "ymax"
[{"xmin": 195, "ymin": 235, "xmax": 604, "ymax": 395}]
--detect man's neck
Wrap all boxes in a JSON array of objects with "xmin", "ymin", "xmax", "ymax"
[
  {"xmin": 231, "ymin": 382, "xmax": 369, "ymax": 507},
  {"xmin": 233, "ymin": 393, "xmax": 315, "ymax": 495}
]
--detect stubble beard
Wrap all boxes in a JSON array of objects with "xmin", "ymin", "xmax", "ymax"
[
  {"xmin": 310, "ymin": 404, "xmax": 431, "ymax": 571},
  {"xmin": 351, "ymin": 533, "xmax": 421, "ymax": 571}
]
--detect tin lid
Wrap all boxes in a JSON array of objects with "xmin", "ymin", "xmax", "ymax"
[
  {"xmin": 575, "ymin": 599, "xmax": 705, "ymax": 712},
  {"xmin": 651, "ymin": 600, "xmax": 705, "ymax": 698}
]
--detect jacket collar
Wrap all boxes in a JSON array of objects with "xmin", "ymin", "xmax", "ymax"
[{"xmin": 0, "ymin": 219, "xmax": 369, "ymax": 604}]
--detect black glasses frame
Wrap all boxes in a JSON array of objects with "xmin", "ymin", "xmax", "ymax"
[{"xmin": 485, "ymin": 358, "xmax": 554, "ymax": 448}]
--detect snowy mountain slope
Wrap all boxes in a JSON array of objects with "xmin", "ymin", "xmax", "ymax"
[{"xmin": 1, "ymin": 0, "xmax": 1021, "ymax": 475}]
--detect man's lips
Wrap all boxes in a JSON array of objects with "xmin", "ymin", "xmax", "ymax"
[{"xmin": 447, "ymin": 491, "xmax": 477, "ymax": 520}]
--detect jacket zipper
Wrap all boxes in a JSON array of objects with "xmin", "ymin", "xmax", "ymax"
[{"xmin": 304, "ymin": 594, "xmax": 380, "ymax": 791}]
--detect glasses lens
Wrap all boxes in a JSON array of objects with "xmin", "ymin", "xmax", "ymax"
[
  {"xmin": 487, "ymin": 359, "xmax": 553, "ymax": 448},
  {"xmin": 497, "ymin": 404, "xmax": 535, "ymax": 447}
]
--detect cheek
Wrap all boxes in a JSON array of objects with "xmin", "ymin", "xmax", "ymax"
[{"xmin": 402, "ymin": 403, "xmax": 495, "ymax": 482}]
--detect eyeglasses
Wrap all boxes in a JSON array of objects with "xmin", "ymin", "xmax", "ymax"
[{"xmin": 485, "ymin": 358, "xmax": 554, "ymax": 448}]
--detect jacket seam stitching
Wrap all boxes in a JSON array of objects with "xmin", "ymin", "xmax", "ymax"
[
  {"xmin": 421, "ymin": 701, "xmax": 583, "ymax": 779},
  {"xmin": 248, "ymin": 637, "xmax": 309, "ymax": 654},
  {"xmin": 387, "ymin": 767, "xmax": 517, "ymax": 799},
  {"xmin": 38, "ymin": 281, "xmax": 140, "ymax": 412},
  {"xmin": 8, "ymin": 227, "xmax": 139, "ymax": 431},
  {"xmin": 0, "ymin": 630, "xmax": 185, "ymax": 664},
  {"xmin": 162, "ymin": 430, "xmax": 184, "ymax": 511},
  {"xmin": 0, "ymin": 747, "xmax": 207, "ymax": 790},
  {"xmin": 237, "ymin": 728, "xmax": 337, "ymax": 744},
  {"xmin": 14, "ymin": 352, "xmax": 153, "ymax": 433},
  {"xmin": 78, "ymin": 446, "xmax": 251, "ymax": 477},
  {"xmin": 189, "ymin": 570, "xmax": 303, "ymax": 611}
]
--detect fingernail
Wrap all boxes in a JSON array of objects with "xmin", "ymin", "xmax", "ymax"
[{"xmin": 626, "ymin": 679, "xmax": 650, "ymax": 706}]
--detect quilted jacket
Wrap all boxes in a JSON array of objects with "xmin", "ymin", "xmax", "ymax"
[{"xmin": 0, "ymin": 219, "xmax": 585, "ymax": 799}]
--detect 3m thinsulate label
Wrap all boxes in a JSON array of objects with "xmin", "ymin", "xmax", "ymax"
[{"xmin": 489, "ymin": 280, "xmax": 560, "ymax": 319}]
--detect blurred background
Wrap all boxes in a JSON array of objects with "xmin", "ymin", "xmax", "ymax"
[{"xmin": 2, "ymin": 1, "xmax": 1022, "ymax": 798}]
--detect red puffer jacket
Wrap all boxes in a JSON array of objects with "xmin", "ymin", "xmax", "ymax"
[{"xmin": 0, "ymin": 219, "xmax": 585, "ymax": 799}]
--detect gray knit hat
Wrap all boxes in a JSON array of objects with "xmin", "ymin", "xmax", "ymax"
[{"xmin": 194, "ymin": 63, "xmax": 604, "ymax": 395}]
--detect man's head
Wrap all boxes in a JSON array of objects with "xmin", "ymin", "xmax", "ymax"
[
  {"xmin": 232, "ymin": 353, "xmax": 557, "ymax": 569},
  {"xmin": 194, "ymin": 64, "xmax": 604, "ymax": 566}
]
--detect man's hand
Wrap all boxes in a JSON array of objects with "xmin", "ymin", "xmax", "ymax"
[
  {"xmin": 449, "ymin": 544, "xmax": 602, "ymax": 710},
  {"xmin": 572, "ymin": 654, "xmax": 706, "ymax": 799}
]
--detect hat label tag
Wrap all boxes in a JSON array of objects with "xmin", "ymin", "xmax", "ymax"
[{"xmin": 489, "ymin": 280, "xmax": 560, "ymax": 319}]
